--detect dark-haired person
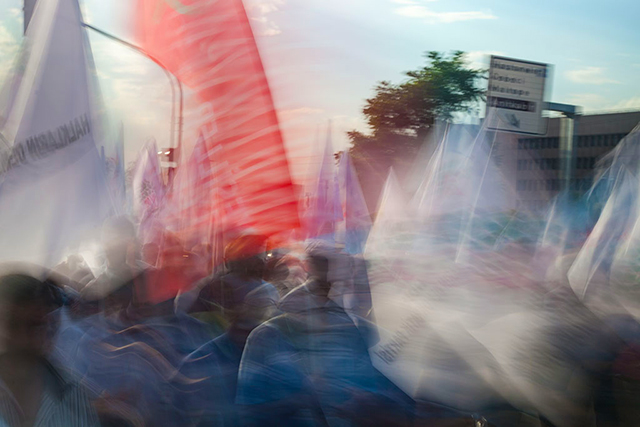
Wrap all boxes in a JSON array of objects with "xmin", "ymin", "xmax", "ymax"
[
  {"xmin": 0, "ymin": 273, "xmax": 99, "ymax": 426},
  {"xmin": 236, "ymin": 244, "xmax": 411, "ymax": 426}
]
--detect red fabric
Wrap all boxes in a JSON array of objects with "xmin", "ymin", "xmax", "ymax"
[{"xmin": 135, "ymin": 0, "xmax": 300, "ymax": 244}]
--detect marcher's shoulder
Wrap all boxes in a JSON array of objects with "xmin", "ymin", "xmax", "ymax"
[{"xmin": 247, "ymin": 315, "xmax": 289, "ymax": 341}]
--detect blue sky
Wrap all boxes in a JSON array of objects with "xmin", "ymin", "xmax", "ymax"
[{"xmin": 0, "ymin": 0, "xmax": 639, "ymax": 180}]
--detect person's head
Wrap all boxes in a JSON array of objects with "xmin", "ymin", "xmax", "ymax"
[
  {"xmin": 307, "ymin": 254, "xmax": 330, "ymax": 281},
  {"xmin": 0, "ymin": 274, "xmax": 63, "ymax": 359},
  {"xmin": 224, "ymin": 235, "xmax": 268, "ymax": 278},
  {"xmin": 264, "ymin": 255, "xmax": 289, "ymax": 284},
  {"xmin": 102, "ymin": 216, "xmax": 137, "ymax": 268}
]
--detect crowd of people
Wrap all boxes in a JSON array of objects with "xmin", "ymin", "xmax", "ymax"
[
  {"xmin": 0, "ymin": 216, "xmax": 413, "ymax": 427},
  {"xmin": 1, "ymin": 214, "xmax": 640, "ymax": 427}
]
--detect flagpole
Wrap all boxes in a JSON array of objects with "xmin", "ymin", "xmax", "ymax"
[{"xmin": 81, "ymin": 23, "xmax": 184, "ymax": 162}]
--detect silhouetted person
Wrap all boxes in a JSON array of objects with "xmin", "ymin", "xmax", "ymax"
[
  {"xmin": 80, "ymin": 216, "xmax": 144, "ymax": 317},
  {"xmin": 237, "ymin": 246, "xmax": 411, "ymax": 426},
  {"xmin": 172, "ymin": 235, "xmax": 280, "ymax": 426},
  {"xmin": 174, "ymin": 283, "xmax": 279, "ymax": 426},
  {"xmin": 0, "ymin": 273, "xmax": 99, "ymax": 426}
]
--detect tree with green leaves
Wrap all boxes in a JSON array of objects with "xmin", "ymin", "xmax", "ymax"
[
  {"xmin": 354, "ymin": 50, "xmax": 485, "ymax": 141},
  {"xmin": 349, "ymin": 51, "xmax": 486, "ymax": 214}
]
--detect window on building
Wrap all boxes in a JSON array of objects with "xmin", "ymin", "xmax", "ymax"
[
  {"xmin": 591, "ymin": 136, "xmax": 596, "ymax": 147},
  {"xmin": 590, "ymin": 157, "xmax": 596, "ymax": 169},
  {"xmin": 597, "ymin": 135, "xmax": 603, "ymax": 147},
  {"xmin": 577, "ymin": 136, "xmax": 583, "ymax": 148},
  {"xmin": 576, "ymin": 157, "xmax": 582, "ymax": 169},
  {"xmin": 603, "ymin": 135, "xmax": 610, "ymax": 147}
]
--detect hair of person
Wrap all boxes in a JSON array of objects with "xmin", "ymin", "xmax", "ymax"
[
  {"xmin": 0, "ymin": 273, "xmax": 63, "ymax": 310},
  {"xmin": 307, "ymin": 254, "xmax": 329, "ymax": 277}
]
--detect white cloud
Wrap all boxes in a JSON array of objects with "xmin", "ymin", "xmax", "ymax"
[
  {"xmin": 610, "ymin": 97, "xmax": 640, "ymax": 111},
  {"xmin": 261, "ymin": 21, "xmax": 282, "ymax": 36},
  {"xmin": 8, "ymin": 8, "xmax": 21, "ymax": 18},
  {"xmin": 566, "ymin": 93, "xmax": 607, "ymax": 111},
  {"xmin": 395, "ymin": 5, "xmax": 497, "ymax": 23},
  {"xmin": 279, "ymin": 107, "xmax": 324, "ymax": 122},
  {"xmin": 465, "ymin": 50, "xmax": 504, "ymax": 69},
  {"xmin": 244, "ymin": 0, "xmax": 285, "ymax": 36},
  {"xmin": 79, "ymin": 2, "xmax": 93, "ymax": 24},
  {"xmin": 565, "ymin": 67, "xmax": 619, "ymax": 85},
  {"xmin": 0, "ymin": 25, "xmax": 19, "ymax": 82},
  {"xmin": 566, "ymin": 94, "xmax": 640, "ymax": 113},
  {"xmin": 245, "ymin": 0, "xmax": 285, "ymax": 15}
]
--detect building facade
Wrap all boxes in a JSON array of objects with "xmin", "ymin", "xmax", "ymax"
[{"xmin": 510, "ymin": 111, "xmax": 640, "ymax": 211}]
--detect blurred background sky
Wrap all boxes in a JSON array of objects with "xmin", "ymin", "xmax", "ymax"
[{"xmin": 0, "ymin": 0, "xmax": 639, "ymax": 181}]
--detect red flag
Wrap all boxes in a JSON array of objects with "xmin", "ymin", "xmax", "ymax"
[{"xmin": 135, "ymin": 0, "xmax": 300, "ymax": 243}]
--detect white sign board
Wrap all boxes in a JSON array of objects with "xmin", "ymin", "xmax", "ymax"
[{"xmin": 487, "ymin": 56, "xmax": 549, "ymax": 135}]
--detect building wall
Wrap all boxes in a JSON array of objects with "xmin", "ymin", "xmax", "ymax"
[{"xmin": 510, "ymin": 111, "xmax": 640, "ymax": 211}]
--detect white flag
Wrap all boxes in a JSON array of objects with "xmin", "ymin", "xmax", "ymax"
[
  {"xmin": 337, "ymin": 150, "xmax": 371, "ymax": 254},
  {"xmin": 132, "ymin": 139, "xmax": 165, "ymax": 244},
  {"xmin": 0, "ymin": 0, "xmax": 112, "ymax": 266}
]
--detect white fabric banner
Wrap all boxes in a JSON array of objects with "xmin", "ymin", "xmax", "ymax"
[{"xmin": 0, "ymin": 0, "xmax": 112, "ymax": 266}]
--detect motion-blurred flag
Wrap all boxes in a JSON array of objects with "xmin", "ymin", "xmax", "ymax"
[
  {"xmin": 568, "ymin": 130, "xmax": 640, "ymax": 299},
  {"xmin": 0, "ymin": 0, "xmax": 112, "ymax": 266},
  {"xmin": 105, "ymin": 123, "xmax": 126, "ymax": 213},
  {"xmin": 132, "ymin": 139, "xmax": 165, "ymax": 243},
  {"xmin": 161, "ymin": 133, "xmax": 212, "ymax": 247},
  {"xmin": 365, "ymin": 168, "xmax": 412, "ymax": 259},
  {"xmin": 135, "ymin": 0, "xmax": 300, "ymax": 241},
  {"xmin": 304, "ymin": 123, "xmax": 341, "ymax": 242},
  {"xmin": 338, "ymin": 150, "xmax": 371, "ymax": 254}
]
